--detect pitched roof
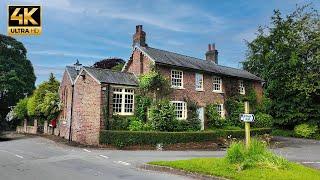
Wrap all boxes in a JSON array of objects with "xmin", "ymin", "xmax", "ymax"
[
  {"xmin": 137, "ymin": 46, "xmax": 263, "ymax": 81},
  {"xmin": 84, "ymin": 67, "xmax": 138, "ymax": 86},
  {"xmin": 66, "ymin": 66, "xmax": 78, "ymax": 84}
]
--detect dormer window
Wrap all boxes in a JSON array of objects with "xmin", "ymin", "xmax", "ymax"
[
  {"xmin": 212, "ymin": 76, "xmax": 222, "ymax": 92},
  {"xmin": 239, "ymin": 80, "xmax": 245, "ymax": 95},
  {"xmin": 171, "ymin": 70, "xmax": 183, "ymax": 88}
]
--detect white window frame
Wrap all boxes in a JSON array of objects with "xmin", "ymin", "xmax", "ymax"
[
  {"xmin": 212, "ymin": 76, "xmax": 222, "ymax": 93},
  {"xmin": 195, "ymin": 73, "xmax": 204, "ymax": 91},
  {"xmin": 171, "ymin": 70, "xmax": 184, "ymax": 89},
  {"xmin": 112, "ymin": 87, "xmax": 134, "ymax": 115},
  {"xmin": 216, "ymin": 104, "xmax": 225, "ymax": 118},
  {"xmin": 239, "ymin": 80, "xmax": 245, "ymax": 95},
  {"xmin": 171, "ymin": 101, "xmax": 187, "ymax": 120}
]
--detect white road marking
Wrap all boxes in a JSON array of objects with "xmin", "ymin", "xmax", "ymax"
[
  {"xmin": 15, "ymin": 154, "xmax": 24, "ymax": 159},
  {"xmin": 83, "ymin": 149, "xmax": 91, "ymax": 152},
  {"xmin": 113, "ymin": 161, "xmax": 130, "ymax": 166},
  {"xmin": 99, "ymin": 155, "xmax": 109, "ymax": 159},
  {"xmin": 302, "ymin": 161, "xmax": 320, "ymax": 164}
]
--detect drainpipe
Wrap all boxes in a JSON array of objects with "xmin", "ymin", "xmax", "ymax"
[{"xmin": 68, "ymin": 84, "xmax": 74, "ymax": 142}]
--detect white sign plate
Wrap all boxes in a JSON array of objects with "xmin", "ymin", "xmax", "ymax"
[{"xmin": 240, "ymin": 114, "xmax": 255, "ymax": 122}]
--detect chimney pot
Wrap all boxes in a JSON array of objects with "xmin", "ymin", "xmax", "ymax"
[
  {"xmin": 205, "ymin": 43, "xmax": 218, "ymax": 64},
  {"xmin": 133, "ymin": 25, "xmax": 147, "ymax": 47}
]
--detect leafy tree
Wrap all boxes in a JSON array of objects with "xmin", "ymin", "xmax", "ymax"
[
  {"xmin": 0, "ymin": 34, "xmax": 35, "ymax": 130},
  {"xmin": 243, "ymin": 5, "xmax": 320, "ymax": 127},
  {"xmin": 13, "ymin": 98, "xmax": 28, "ymax": 120},
  {"xmin": 39, "ymin": 92, "xmax": 61, "ymax": 120},
  {"xmin": 27, "ymin": 73, "xmax": 60, "ymax": 121},
  {"xmin": 93, "ymin": 58, "xmax": 125, "ymax": 70}
]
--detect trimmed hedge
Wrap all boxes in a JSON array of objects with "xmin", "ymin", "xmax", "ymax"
[{"xmin": 100, "ymin": 128, "xmax": 271, "ymax": 147}]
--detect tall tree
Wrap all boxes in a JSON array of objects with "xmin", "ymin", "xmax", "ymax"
[
  {"xmin": 93, "ymin": 58, "xmax": 125, "ymax": 71},
  {"xmin": 27, "ymin": 73, "xmax": 60, "ymax": 122},
  {"xmin": 0, "ymin": 35, "xmax": 36, "ymax": 130},
  {"xmin": 243, "ymin": 5, "xmax": 320, "ymax": 128}
]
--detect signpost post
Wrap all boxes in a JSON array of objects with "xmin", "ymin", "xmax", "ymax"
[{"xmin": 242, "ymin": 101, "xmax": 254, "ymax": 148}]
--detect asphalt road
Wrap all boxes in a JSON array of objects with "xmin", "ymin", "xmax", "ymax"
[
  {"xmin": 0, "ymin": 135, "xmax": 319, "ymax": 180},
  {"xmin": 0, "ymin": 136, "xmax": 221, "ymax": 180}
]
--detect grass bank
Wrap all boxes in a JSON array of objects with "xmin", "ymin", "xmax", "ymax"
[{"xmin": 149, "ymin": 158, "xmax": 320, "ymax": 180}]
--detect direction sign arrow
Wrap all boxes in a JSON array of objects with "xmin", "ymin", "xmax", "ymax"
[{"xmin": 240, "ymin": 113, "xmax": 255, "ymax": 122}]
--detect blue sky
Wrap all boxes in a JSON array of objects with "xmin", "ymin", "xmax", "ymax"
[{"xmin": 1, "ymin": 0, "xmax": 319, "ymax": 84}]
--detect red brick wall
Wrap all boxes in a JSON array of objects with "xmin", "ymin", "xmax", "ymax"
[
  {"xmin": 72, "ymin": 71, "xmax": 102, "ymax": 145},
  {"xmin": 157, "ymin": 65, "xmax": 225, "ymax": 107},
  {"xmin": 126, "ymin": 48, "xmax": 153, "ymax": 75},
  {"xmin": 58, "ymin": 71, "xmax": 73, "ymax": 139}
]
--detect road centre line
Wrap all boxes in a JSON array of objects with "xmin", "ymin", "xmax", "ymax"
[
  {"xmin": 113, "ymin": 160, "xmax": 130, "ymax": 166},
  {"xmin": 99, "ymin": 155, "xmax": 109, "ymax": 159},
  {"xmin": 15, "ymin": 154, "xmax": 24, "ymax": 159},
  {"xmin": 83, "ymin": 149, "xmax": 91, "ymax": 152}
]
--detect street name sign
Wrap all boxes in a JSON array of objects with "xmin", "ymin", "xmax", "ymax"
[{"xmin": 240, "ymin": 114, "xmax": 255, "ymax": 122}]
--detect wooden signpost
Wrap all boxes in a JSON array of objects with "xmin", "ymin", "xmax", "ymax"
[{"xmin": 240, "ymin": 101, "xmax": 255, "ymax": 148}]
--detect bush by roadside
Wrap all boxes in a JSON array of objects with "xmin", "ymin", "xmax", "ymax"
[{"xmin": 100, "ymin": 128, "xmax": 271, "ymax": 149}]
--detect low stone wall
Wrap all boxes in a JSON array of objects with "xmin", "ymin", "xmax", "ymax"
[{"xmin": 16, "ymin": 119, "xmax": 38, "ymax": 134}]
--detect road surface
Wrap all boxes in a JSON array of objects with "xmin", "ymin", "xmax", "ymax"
[{"xmin": 0, "ymin": 135, "xmax": 319, "ymax": 180}]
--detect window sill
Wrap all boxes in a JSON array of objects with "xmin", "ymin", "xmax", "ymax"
[
  {"xmin": 195, "ymin": 89, "xmax": 204, "ymax": 92},
  {"xmin": 212, "ymin": 90, "xmax": 224, "ymax": 93},
  {"xmin": 113, "ymin": 113, "xmax": 134, "ymax": 116},
  {"xmin": 171, "ymin": 86, "xmax": 185, "ymax": 90}
]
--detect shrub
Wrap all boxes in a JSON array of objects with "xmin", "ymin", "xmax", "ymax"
[
  {"xmin": 100, "ymin": 128, "xmax": 272, "ymax": 148},
  {"xmin": 294, "ymin": 123, "xmax": 318, "ymax": 138},
  {"xmin": 135, "ymin": 96, "xmax": 152, "ymax": 122},
  {"xmin": 254, "ymin": 112, "xmax": 273, "ymax": 128},
  {"xmin": 138, "ymin": 71, "xmax": 171, "ymax": 99},
  {"xmin": 182, "ymin": 99, "xmax": 201, "ymax": 131},
  {"xmin": 226, "ymin": 139, "xmax": 289, "ymax": 170},
  {"xmin": 149, "ymin": 99, "xmax": 177, "ymax": 131},
  {"xmin": 206, "ymin": 104, "xmax": 225, "ymax": 128},
  {"xmin": 128, "ymin": 117, "xmax": 152, "ymax": 131},
  {"xmin": 110, "ymin": 115, "xmax": 130, "ymax": 130},
  {"xmin": 225, "ymin": 98, "xmax": 244, "ymax": 127},
  {"xmin": 128, "ymin": 117, "xmax": 144, "ymax": 131}
]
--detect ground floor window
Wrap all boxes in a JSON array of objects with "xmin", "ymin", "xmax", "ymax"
[
  {"xmin": 112, "ymin": 87, "xmax": 134, "ymax": 115},
  {"xmin": 216, "ymin": 104, "xmax": 225, "ymax": 118},
  {"xmin": 171, "ymin": 101, "xmax": 187, "ymax": 120}
]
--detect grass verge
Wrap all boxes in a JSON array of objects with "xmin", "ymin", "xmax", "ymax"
[{"xmin": 149, "ymin": 158, "xmax": 320, "ymax": 180}]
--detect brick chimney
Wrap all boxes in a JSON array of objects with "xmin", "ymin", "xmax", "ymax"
[
  {"xmin": 205, "ymin": 43, "xmax": 218, "ymax": 64},
  {"xmin": 132, "ymin": 25, "xmax": 147, "ymax": 47}
]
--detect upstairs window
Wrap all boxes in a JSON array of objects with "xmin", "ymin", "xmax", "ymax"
[
  {"xmin": 171, "ymin": 70, "xmax": 183, "ymax": 88},
  {"xmin": 239, "ymin": 80, "xmax": 245, "ymax": 95},
  {"xmin": 195, "ymin": 73, "xmax": 203, "ymax": 91},
  {"xmin": 171, "ymin": 101, "xmax": 187, "ymax": 120},
  {"xmin": 212, "ymin": 76, "xmax": 222, "ymax": 92},
  {"xmin": 112, "ymin": 87, "xmax": 134, "ymax": 115},
  {"xmin": 216, "ymin": 104, "xmax": 225, "ymax": 118}
]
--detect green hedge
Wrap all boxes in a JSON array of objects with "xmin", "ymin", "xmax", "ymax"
[{"xmin": 100, "ymin": 128, "xmax": 271, "ymax": 147}]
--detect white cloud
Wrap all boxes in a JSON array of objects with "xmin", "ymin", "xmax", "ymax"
[{"xmin": 30, "ymin": 50, "xmax": 108, "ymax": 59}]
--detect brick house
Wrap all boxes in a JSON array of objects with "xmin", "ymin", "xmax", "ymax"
[
  {"xmin": 59, "ymin": 64, "xmax": 137, "ymax": 145},
  {"xmin": 58, "ymin": 25, "xmax": 263, "ymax": 145},
  {"xmin": 122, "ymin": 25, "xmax": 263, "ymax": 130}
]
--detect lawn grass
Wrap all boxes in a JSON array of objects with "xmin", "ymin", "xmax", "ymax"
[{"xmin": 149, "ymin": 158, "xmax": 320, "ymax": 180}]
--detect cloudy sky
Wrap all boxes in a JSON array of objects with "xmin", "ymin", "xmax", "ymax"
[{"xmin": 1, "ymin": 0, "xmax": 319, "ymax": 84}]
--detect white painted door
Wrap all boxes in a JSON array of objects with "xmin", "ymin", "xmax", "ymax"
[{"xmin": 197, "ymin": 107, "xmax": 205, "ymax": 130}]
